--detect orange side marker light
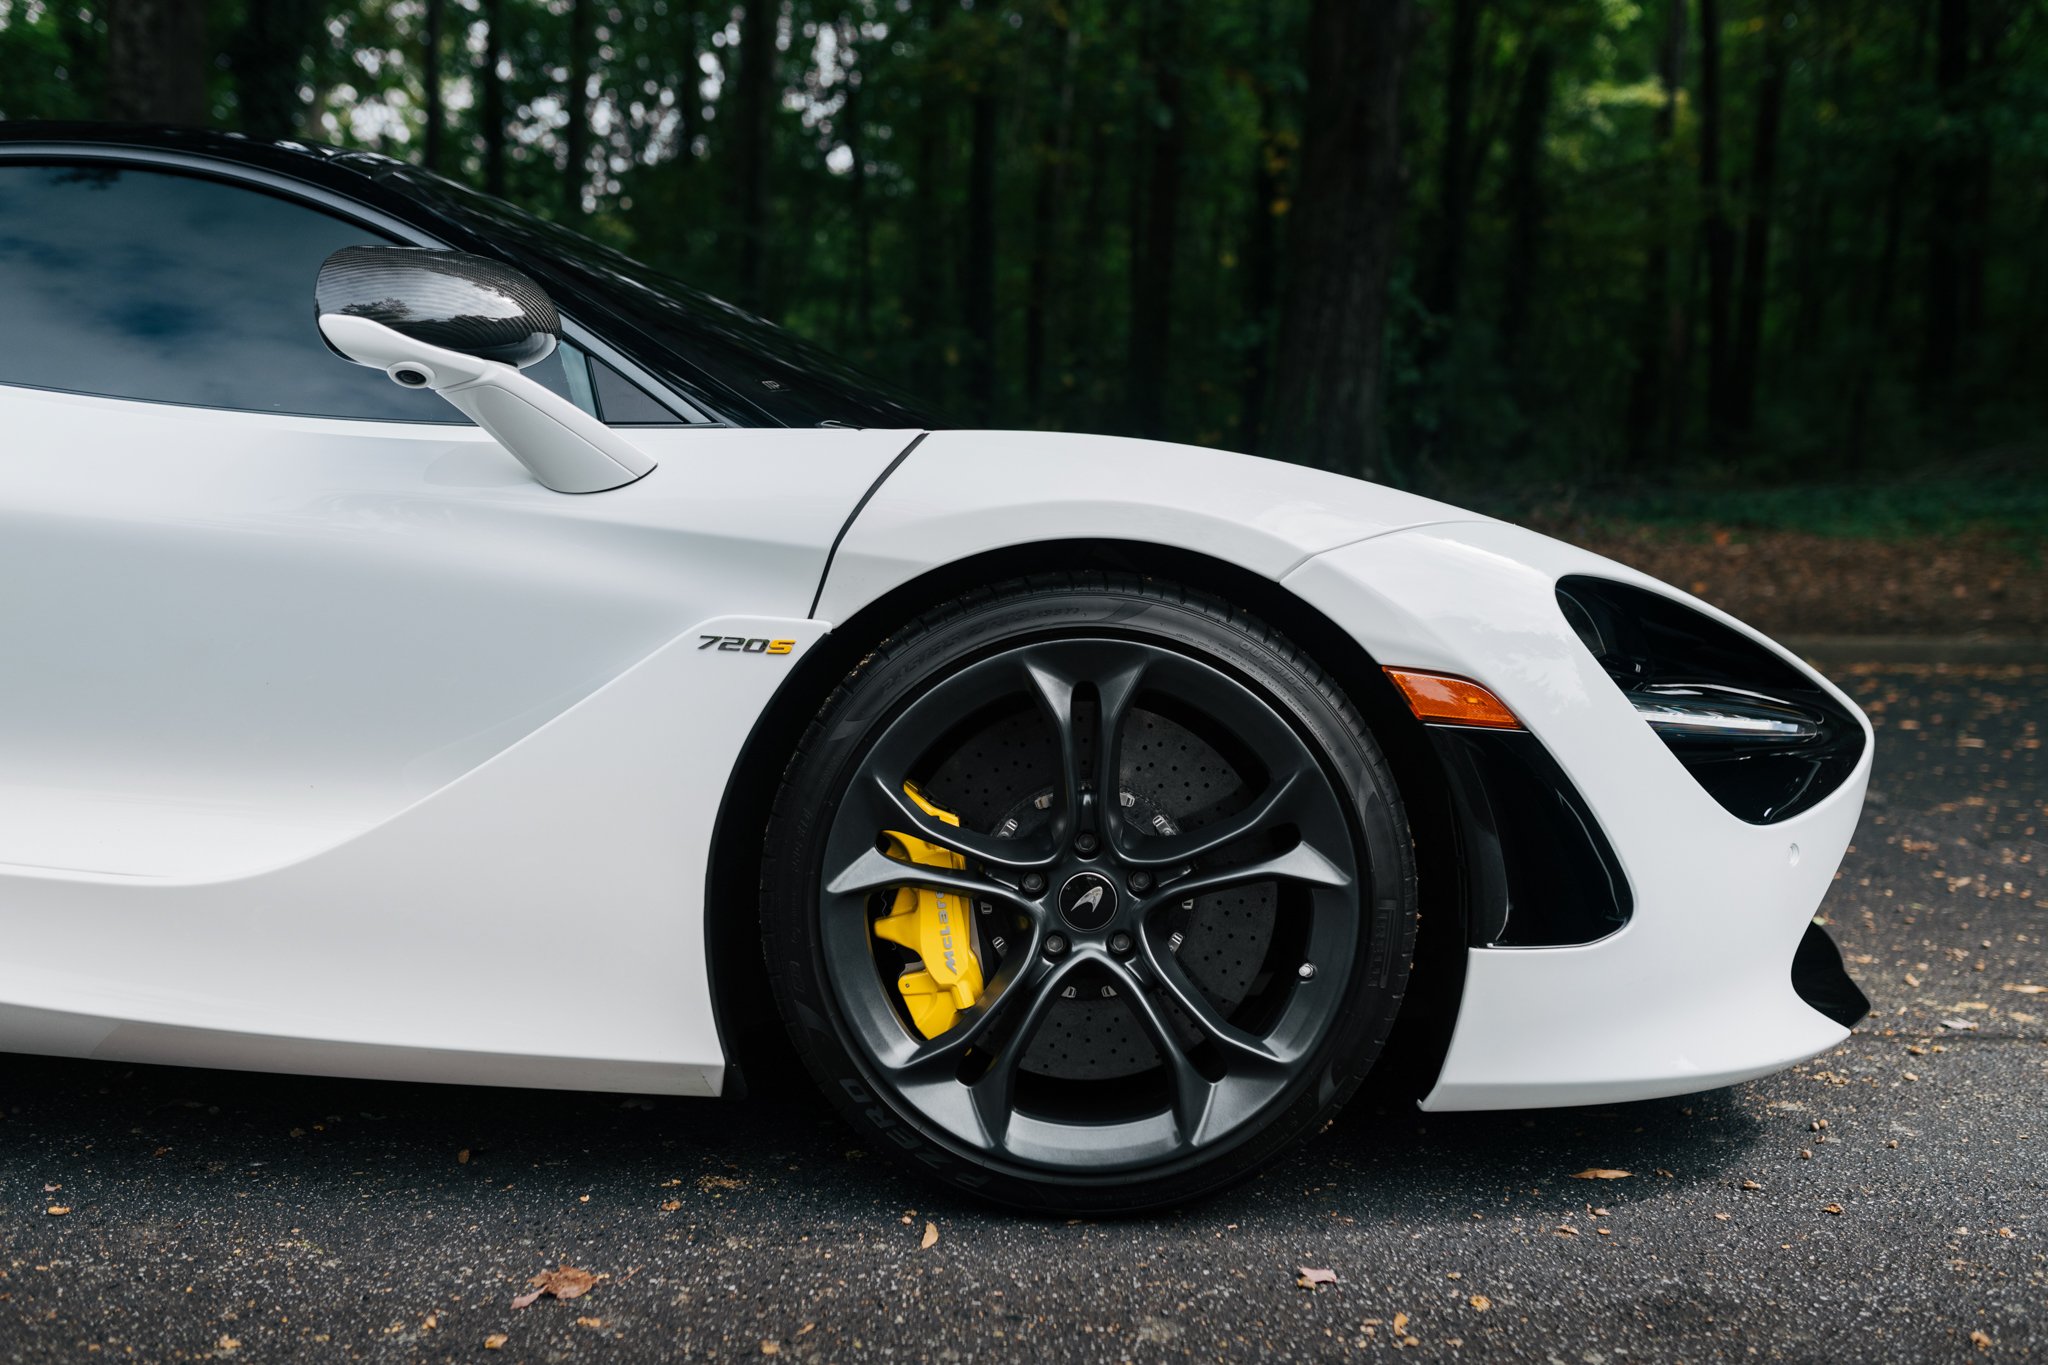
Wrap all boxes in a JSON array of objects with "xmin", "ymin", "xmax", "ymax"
[{"xmin": 1383, "ymin": 667, "xmax": 1523, "ymax": 730}]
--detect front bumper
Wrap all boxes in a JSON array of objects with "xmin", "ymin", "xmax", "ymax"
[{"xmin": 1286, "ymin": 521, "xmax": 1873, "ymax": 1111}]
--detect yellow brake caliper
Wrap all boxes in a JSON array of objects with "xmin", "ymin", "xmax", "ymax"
[{"xmin": 871, "ymin": 785, "xmax": 987, "ymax": 1038}]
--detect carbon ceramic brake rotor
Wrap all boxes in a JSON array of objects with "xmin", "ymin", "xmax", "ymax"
[{"xmin": 920, "ymin": 705, "xmax": 1277, "ymax": 1082}]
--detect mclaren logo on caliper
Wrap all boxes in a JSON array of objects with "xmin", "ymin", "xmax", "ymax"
[{"xmin": 934, "ymin": 893, "xmax": 957, "ymax": 974}]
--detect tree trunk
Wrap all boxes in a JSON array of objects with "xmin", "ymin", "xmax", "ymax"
[
  {"xmin": 839, "ymin": 20, "xmax": 873, "ymax": 341},
  {"xmin": 229, "ymin": 0, "xmax": 319, "ymax": 138},
  {"xmin": 906, "ymin": 0, "xmax": 952, "ymax": 398},
  {"xmin": 1959, "ymin": 4, "xmax": 2001, "ymax": 351},
  {"xmin": 728, "ymin": 0, "xmax": 777, "ymax": 310},
  {"xmin": 674, "ymin": 1, "xmax": 700, "ymax": 158},
  {"xmin": 1061, "ymin": 117, "xmax": 1112, "ymax": 424},
  {"xmin": 423, "ymin": 0, "xmax": 445, "ymax": 171},
  {"xmin": 105, "ymin": 0, "xmax": 208, "ymax": 124},
  {"xmin": 1024, "ymin": 12, "xmax": 1077, "ymax": 412},
  {"xmin": 963, "ymin": 88, "xmax": 1000, "ymax": 424},
  {"xmin": 1847, "ymin": 151, "xmax": 1909, "ymax": 471},
  {"xmin": 1237, "ymin": 2, "xmax": 1285, "ymax": 453},
  {"xmin": 1730, "ymin": 1, "xmax": 1788, "ymax": 434},
  {"xmin": 1845, "ymin": 0, "xmax": 1932, "ymax": 470},
  {"xmin": 1498, "ymin": 41, "xmax": 1554, "ymax": 369},
  {"xmin": 1426, "ymin": 0, "xmax": 1483, "ymax": 324},
  {"xmin": 1260, "ymin": 0, "xmax": 1416, "ymax": 478},
  {"xmin": 482, "ymin": 0, "xmax": 508, "ymax": 195},
  {"xmin": 1920, "ymin": 0, "xmax": 1968, "ymax": 396},
  {"xmin": 1127, "ymin": 0, "xmax": 1185, "ymax": 440},
  {"xmin": 1791, "ymin": 35, "xmax": 1845, "ymax": 355},
  {"xmin": 561, "ymin": 0, "xmax": 591, "ymax": 217},
  {"xmin": 1698, "ymin": 0, "xmax": 1736, "ymax": 452},
  {"xmin": 1623, "ymin": 0, "xmax": 1687, "ymax": 468}
]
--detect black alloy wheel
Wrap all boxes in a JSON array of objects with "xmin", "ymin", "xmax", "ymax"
[{"xmin": 761, "ymin": 575, "xmax": 1416, "ymax": 1212}]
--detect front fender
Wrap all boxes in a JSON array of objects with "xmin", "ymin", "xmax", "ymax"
[{"xmin": 811, "ymin": 430, "xmax": 1485, "ymax": 621}]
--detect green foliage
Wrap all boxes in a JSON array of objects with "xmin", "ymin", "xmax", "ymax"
[
  {"xmin": 0, "ymin": 1, "xmax": 101, "ymax": 119},
  {"xmin": 4, "ymin": 0, "xmax": 2046, "ymax": 507}
]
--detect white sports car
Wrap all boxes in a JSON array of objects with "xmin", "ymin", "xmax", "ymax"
[{"xmin": 0, "ymin": 126, "xmax": 1872, "ymax": 1212}]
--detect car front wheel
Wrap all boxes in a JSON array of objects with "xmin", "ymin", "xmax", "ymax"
[{"xmin": 761, "ymin": 574, "xmax": 1417, "ymax": 1212}]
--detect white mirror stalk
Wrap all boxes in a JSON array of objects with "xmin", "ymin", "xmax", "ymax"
[{"xmin": 317, "ymin": 313, "xmax": 657, "ymax": 494}]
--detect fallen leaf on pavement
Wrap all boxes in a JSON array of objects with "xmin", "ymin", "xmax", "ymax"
[
  {"xmin": 1941, "ymin": 1018, "xmax": 1980, "ymax": 1031},
  {"xmin": 1296, "ymin": 1266, "xmax": 1337, "ymax": 1289},
  {"xmin": 1823, "ymin": 1203, "xmax": 1844, "ymax": 1215},
  {"xmin": 217, "ymin": 1336, "xmax": 240, "ymax": 1353},
  {"xmin": 512, "ymin": 1264, "xmax": 600, "ymax": 1309},
  {"xmin": 1971, "ymin": 1330, "xmax": 1994, "ymax": 1350},
  {"xmin": 920, "ymin": 1221, "xmax": 939, "ymax": 1250},
  {"xmin": 1741, "ymin": 1180, "xmax": 1762, "ymax": 1190},
  {"xmin": 1393, "ymin": 1313, "xmax": 1409, "ymax": 1334},
  {"xmin": 45, "ymin": 1206, "xmax": 68, "ymax": 1217},
  {"xmin": 2002, "ymin": 984, "xmax": 2045, "ymax": 994},
  {"xmin": 576, "ymin": 1317, "xmax": 604, "ymax": 1329},
  {"xmin": 1468, "ymin": 1294, "xmax": 1491, "ymax": 1311},
  {"xmin": 761, "ymin": 1342, "xmax": 780, "ymax": 1356},
  {"xmin": 484, "ymin": 1334, "xmax": 509, "ymax": 1350},
  {"xmin": 457, "ymin": 1150, "xmax": 470, "ymax": 1164},
  {"xmin": 1570, "ymin": 1169, "xmax": 1631, "ymax": 1180}
]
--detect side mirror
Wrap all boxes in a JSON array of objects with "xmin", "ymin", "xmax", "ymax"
[{"xmin": 315, "ymin": 247, "xmax": 655, "ymax": 494}]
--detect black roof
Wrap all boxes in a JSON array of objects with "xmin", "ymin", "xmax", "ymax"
[
  {"xmin": 0, "ymin": 121, "xmax": 422, "ymax": 208},
  {"xmin": 0, "ymin": 122, "xmax": 941, "ymax": 429}
]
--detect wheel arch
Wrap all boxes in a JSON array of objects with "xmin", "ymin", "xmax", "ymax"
[{"xmin": 703, "ymin": 538, "xmax": 1470, "ymax": 1101}]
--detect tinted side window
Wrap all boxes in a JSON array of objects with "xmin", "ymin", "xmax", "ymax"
[{"xmin": 0, "ymin": 163, "xmax": 456, "ymax": 422}]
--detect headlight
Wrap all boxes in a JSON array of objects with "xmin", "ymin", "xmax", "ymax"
[
  {"xmin": 1557, "ymin": 576, "xmax": 1864, "ymax": 824},
  {"xmin": 1629, "ymin": 684, "xmax": 1823, "ymax": 743}
]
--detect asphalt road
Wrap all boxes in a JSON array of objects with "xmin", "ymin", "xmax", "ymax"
[{"xmin": 1, "ymin": 663, "xmax": 2042, "ymax": 1363}]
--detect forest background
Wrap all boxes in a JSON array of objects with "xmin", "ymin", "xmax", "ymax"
[{"xmin": 3, "ymin": 0, "xmax": 2045, "ymax": 635}]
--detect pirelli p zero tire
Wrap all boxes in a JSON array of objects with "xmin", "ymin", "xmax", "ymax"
[{"xmin": 760, "ymin": 574, "xmax": 1417, "ymax": 1213}]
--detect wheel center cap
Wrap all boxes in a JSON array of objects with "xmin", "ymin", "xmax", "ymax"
[{"xmin": 1057, "ymin": 871, "xmax": 1118, "ymax": 932}]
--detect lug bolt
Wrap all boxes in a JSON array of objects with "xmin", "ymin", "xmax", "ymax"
[
  {"xmin": 1109, "ymin": 931, "xmax": 1133, "ymax": 955},
  {"xmin": 1045, "ymin": 933, "xmax": 1068, "ymax": 957},
  {"xmin": 1075, "ymin": 832, "xmax": 1099, "ymax": 855},
  {"xmin": 1128, "ymin": 870, "xmax": 1153, "ymax": 893},
  {"xmin": 1022, "ymin": 872, "xmax": 1046, "ymax": 895},
  {"xmin": 1297, "ymin": 962, "xmax": 1317, "ymax": 981}
]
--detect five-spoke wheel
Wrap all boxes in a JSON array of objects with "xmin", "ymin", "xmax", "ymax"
[{"xmin": 763, "ymin": 576, "xmax": 1415, "ymax": 1211}]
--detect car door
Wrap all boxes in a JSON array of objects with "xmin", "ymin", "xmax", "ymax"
[{"xmin": 0, "ymin": 155, "xmax": 914, "ymax": 1086}]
